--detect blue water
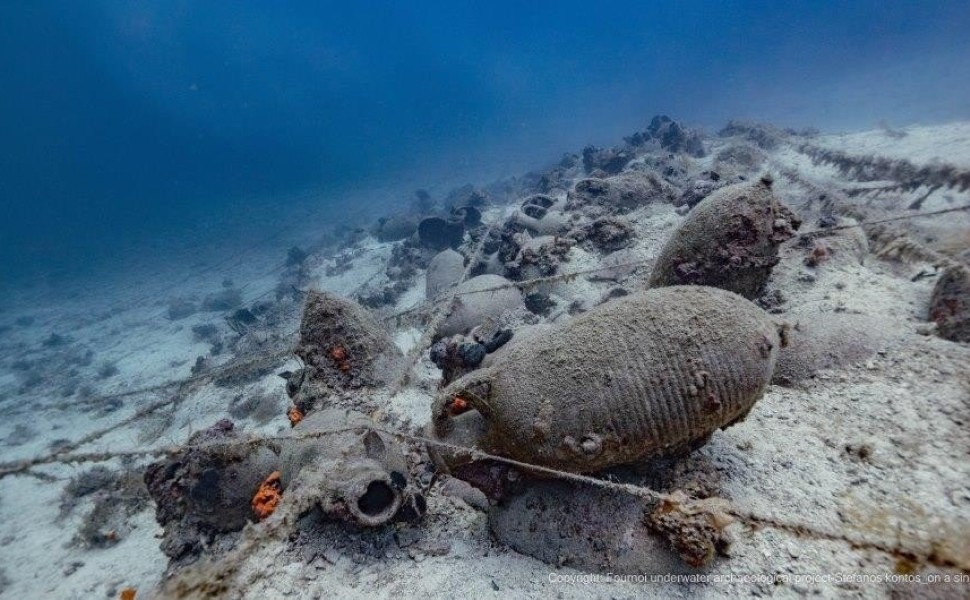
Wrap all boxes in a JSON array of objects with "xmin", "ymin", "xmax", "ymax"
[{"xmin": 2, "ymin": 0, "xmax": 969, "ymax": 287}]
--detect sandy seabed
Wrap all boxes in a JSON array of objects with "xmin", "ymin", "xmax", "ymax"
[{"xmin": 1, "ymin": 121, "xmax": 969, "ymax": 599}]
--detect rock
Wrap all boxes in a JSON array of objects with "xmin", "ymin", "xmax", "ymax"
[
  {"xmin": 524, "ymin": 293, "xmax": 556, "ymax": 316},
  {"xmin": 374, "ymin": 215, "xmax": 419, "ymax": 242},
  {"xmin": 645, "ymin": 491, "xmax": 734, "ymax": 567},
  {"xmin": 503, "ymin": 235, "xmax": 572, "ymax": 280},
  {"xmin": 521, "ymin": 194, "xmax": 555, "ymax": 215},
  {"xmin": 439, "ymin": 476, "xmax": 489, "ymax": 511},
  {"xmin": 355, "ymin": 280, "xmax": 410, "ymax": 309},
  {"xmin": 426, "ymin": 249, "xmax": 466, "ymax": 300},
  {"xmin": 568, "ymin": 217, "xmax": 635, "ymax": 253},
  {"xmin": 929, "ymin": 265, "xmax": 970, "ymax": 342},
  {"xmin": 676, "ymin": 171, "xmax": 726, "ymax": 209},
  {"xmin": 713, "ymin": 143, "xmax": 767, "ymax": 175},
  {"xmin": 418, "ymin": 217, "xmax": 465, "ymax": 251},
  {"xmin": 477, "ymin": 327, "xmax": 513, "ymax": 353},
  {"xmin": 201, "ymin": 288, "xmax": 243, "ymax": 312},
  {"xmin": 649, "ymin": 176, "xmax": 801, "ymax": 299},
  {"xmin": 581, "ymin": 145, "xmax": 635, "ymax": 175},
  {"xmin": 481, "ymin": 324, "xmax": 556, "ymax": 369},
  {"xmin": 444, "ymin": 184, "xmax": 489, "ymax": 210},
  {"xmin": 452, "ymin": 205, "xmax": 482, "ymax": 228},
  {"xmin": 458, "ymin": 341, "xmax": 487, "ymax": 366},
  {"xmin": 490, "ymin": 479, "xmax": 690, "ymax": 573},
  {"xmin": 166, "ymin": 298, "xmax": 198, "ymax": 321},
  {"xmin": 388, "ymin": 239, "xmax": 433, "ymax": 282},
  {"xmin": 717, "ymin": 120, "xmax": 786, "ymax": 150},
  {"xmin": 566, "ymin": 171, "xmax": 675, "ymax": 214},
  {"xmin": 644, "ymin": 115, "xmax": 706, "ymax": 157},
  {"xmin": 430, "ymin": 336, "xmax": 488, "ymax": 386},
  {"xmin": 531, "ymin": 165, "xmax": 574, "ymax": 194}
]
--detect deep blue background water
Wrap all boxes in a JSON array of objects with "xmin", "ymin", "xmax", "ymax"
[{"xmin": 2, "ymin": 1, "xmax": 969, "ymax": 287}]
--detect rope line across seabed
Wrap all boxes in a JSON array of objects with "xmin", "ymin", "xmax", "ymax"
[
  {"xmin": 1, "ymin": 205, "xmax": 965, "ymax": 470},
  {"xmin": 1, "ymin": 420, "xmax": 964, "ymax": 575},
  {"xmin": 2, "ymin": 201, "xmax": 967, "ymax": 451},
  {"xmin": 1, "ymin": 200, "xmax": 968, "ymax": 584}
]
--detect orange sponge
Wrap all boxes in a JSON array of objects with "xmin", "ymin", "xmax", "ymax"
[
  {"xmin": 252, "ymin": 471, "xmax": 283, "ymax": 520},
  {"xmin": 287, "ymin": 406, "xmax": 304, "ymax": 427}
]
